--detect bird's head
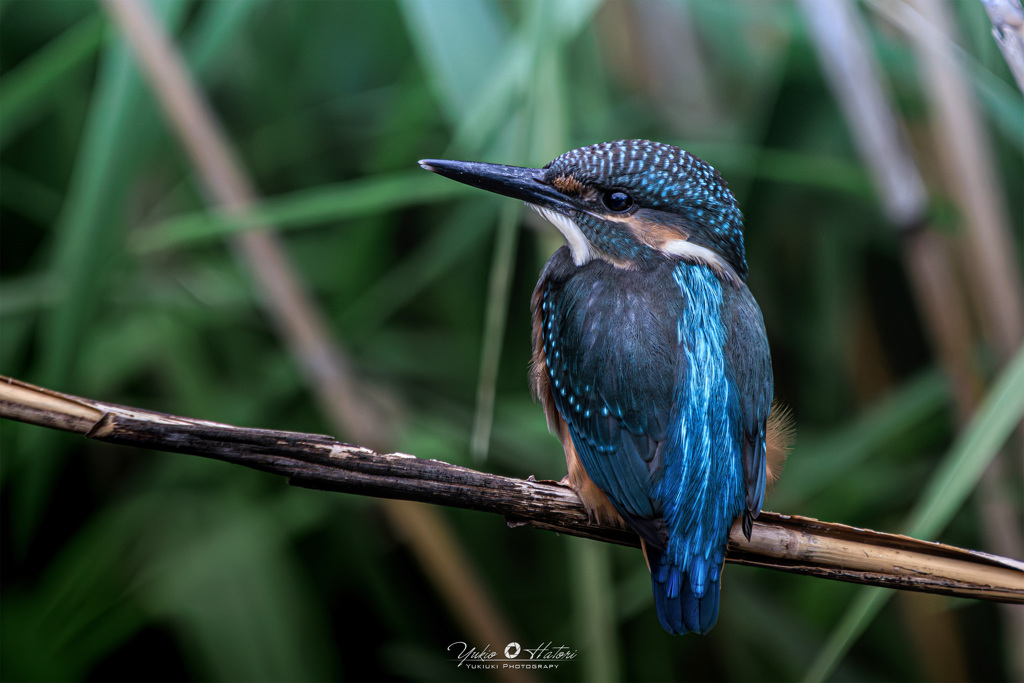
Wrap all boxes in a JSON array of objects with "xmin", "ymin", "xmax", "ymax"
[{"xmin": 420, "ymin": 139, "xmax": 747, "ymax": 280}]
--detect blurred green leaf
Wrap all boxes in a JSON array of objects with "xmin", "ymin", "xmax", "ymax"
[
  {"xmin": 570, "ymin": 537, "xmax": 620, "ymax": 682},
  {"xmin": 136, "ymin": 494, "xmax": 334, "ymax": 682},
  {"xmin": 0, "ymin": 12, "xmax": 104, "ymax": 149},
  {"xmin": 0, "ymin": 164, "xmax": 64, "ymax": 224},
  {"xmin": 397, "ymin": 0, "xmax": 507, "ymax": 125},
  {"xmin": 17, "ymin": 0, "xmax": 191, "ymax": 551},
  {"xmin": 806, "ymin": 345, "xmax": 1024, "ymax": 682},
  {"xmin": 774, "ymin": 368, "xmax": 949, "ymax": 508},
  {"xmin": 906, "ymin": 350, "xmax": 1024, "ymax": 538},
  {"xmin": 134, "ymin": 172, "xmax": 476, "ymax": 252}
]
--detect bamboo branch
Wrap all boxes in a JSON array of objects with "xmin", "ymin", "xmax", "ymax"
[{"xmin": 3, "ymin": 375, "xmax": 1022, "ymax": 604}]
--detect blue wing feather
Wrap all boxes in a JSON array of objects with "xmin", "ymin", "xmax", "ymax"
[
  {"xmin": 722, "ymin": 279, "xmax": 773, "ymax": 535},
  {"xmin": 537, "ymin": 248, "xmax": 772, "ymax": 634}
]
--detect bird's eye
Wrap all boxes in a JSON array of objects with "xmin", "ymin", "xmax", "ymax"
[{"xmin": 602, "ymin": 190, "xmax": 634, "ymax": 212}]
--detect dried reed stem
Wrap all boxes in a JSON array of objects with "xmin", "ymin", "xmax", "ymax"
[{"xmin": 3, "ymin": 375, "xmax": 1023, "ymax": 604}]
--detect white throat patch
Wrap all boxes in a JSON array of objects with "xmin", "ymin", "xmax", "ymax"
[{"xmin": 531, "ymin": 205, "xmax": 595, "ymax": 266}]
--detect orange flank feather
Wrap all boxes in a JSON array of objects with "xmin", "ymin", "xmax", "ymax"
[
  {"xmin": 559, "ymin": 418, "xmax": 626, "ymax": 526},
  {"xmin": 765, "ymin": 400, "xmax": 794, "ymax": 489}
]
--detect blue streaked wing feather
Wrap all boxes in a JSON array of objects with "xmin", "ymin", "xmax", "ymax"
[
  {"xmin": 538, "ymin": 251, "xmax": 680, "ymax": 544},
  {"xmin": 722, "ymin": 282, "xmax": 773, "ymax": 532}
]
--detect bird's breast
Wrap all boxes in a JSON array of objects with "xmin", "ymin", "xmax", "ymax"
[
  {"xmin": 538, "ymin": 250, "xmax": 681, "ymax": 431},
  {"xmin": 531, "ymin": 247, "xmax": 767, "ymax": 549}
]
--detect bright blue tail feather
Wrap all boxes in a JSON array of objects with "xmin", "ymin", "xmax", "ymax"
[{"xmin": 649, "ymin": 546, "xmax": 721, "ymax": 635}]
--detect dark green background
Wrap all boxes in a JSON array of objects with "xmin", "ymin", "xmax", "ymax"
[{"xmin": 2, "ymin": 1, "xmax": 1021, "ymax": 681}]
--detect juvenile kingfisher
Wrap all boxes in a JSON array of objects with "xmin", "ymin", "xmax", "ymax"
[{"xmin": 420, "ymin": 140, "xmax": 787, "ymax": 635}]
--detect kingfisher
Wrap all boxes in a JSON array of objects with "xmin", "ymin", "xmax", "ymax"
[{"xmin": 420, "ymin": 140, "xmax": 787, "ymax": 635}]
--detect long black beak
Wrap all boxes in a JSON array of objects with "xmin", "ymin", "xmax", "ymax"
[{"xmin": 419, "ymin": 159, "xmax": 574, "ymax": 214}]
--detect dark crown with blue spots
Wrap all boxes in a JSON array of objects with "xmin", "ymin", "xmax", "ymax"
[{"xmin": 544, "ymin": 140, "xmax": 748, "ymax": 277}]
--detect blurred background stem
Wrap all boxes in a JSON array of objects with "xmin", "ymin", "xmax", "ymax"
[{"xmin": 99, "ymin": 2, "xmax": 525, "ymax": 681}]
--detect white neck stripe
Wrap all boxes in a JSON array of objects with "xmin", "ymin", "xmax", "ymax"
[
  {"xmin": 531, "ymin": 205, "xmax": 595, "ymax": 266},
  {"xmin": 661, "ymin": 239, "xmax": 737, "ymax": 281}
]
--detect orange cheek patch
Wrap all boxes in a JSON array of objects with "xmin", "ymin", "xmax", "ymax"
[
  {"xmin": 638, "ymin": 221, "xmax": 689, "ymax": 251},
  {"xmin": 610, "ymin": 214, "xmax": 688, "ymax": 250}
]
